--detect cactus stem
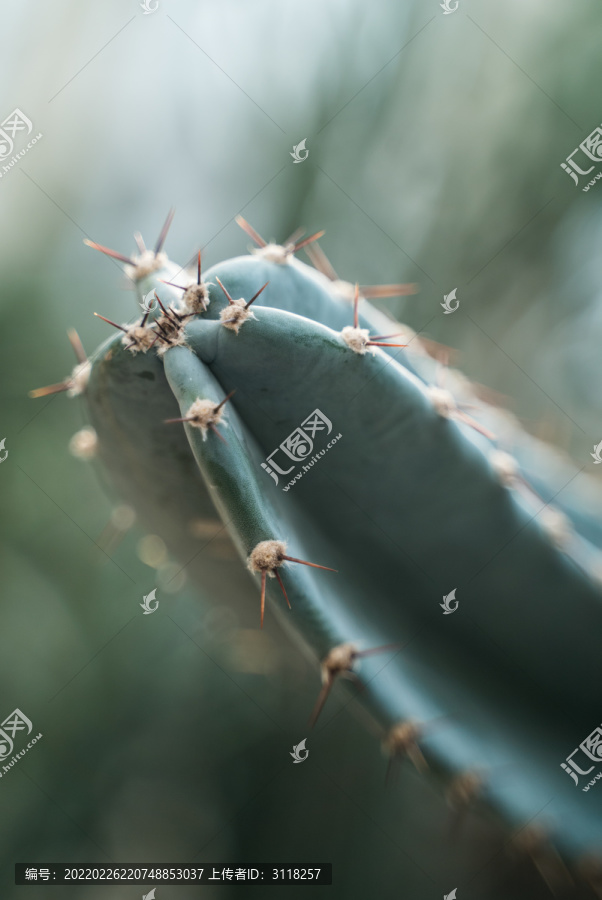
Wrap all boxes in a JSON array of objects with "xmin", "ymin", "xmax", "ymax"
[
  {"xmin": 235, "ymin": 215, "xmax": 267, "ymax": 247},
  {"xmin": 83, "ymin": 239, "xmax": 136, "ymax": 266},
  {"xmin": 154, "ymin": 208, "xmax": 175, "ymax": 255}
]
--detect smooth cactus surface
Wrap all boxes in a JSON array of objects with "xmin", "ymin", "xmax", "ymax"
[{"xmin": 33, "ymin": 215, "xmax": 602, "ymax": 887}]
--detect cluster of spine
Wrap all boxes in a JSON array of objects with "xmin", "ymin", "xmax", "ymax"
[{"xmin": 31, "ymin": 213, "xmax": 602, "ymax": 897}]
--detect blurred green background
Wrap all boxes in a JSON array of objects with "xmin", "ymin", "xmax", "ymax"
[{"xmin": 1, "ymin": 1, "xmax": 601, "ymax": 897}]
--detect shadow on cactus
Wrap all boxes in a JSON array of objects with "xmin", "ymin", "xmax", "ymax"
[{"xmin": 32, "ymin": 212, "xmax": 602, "ymax": 895}]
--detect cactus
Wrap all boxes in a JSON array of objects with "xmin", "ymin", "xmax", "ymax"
[{"xmin": 32, "ymin": 214, "xmax": 602, "ymax": 894}]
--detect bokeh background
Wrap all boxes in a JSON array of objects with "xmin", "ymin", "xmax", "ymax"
[{"xmin": 1, "ymin": 1, "xmax": 601, "ymax": 898}]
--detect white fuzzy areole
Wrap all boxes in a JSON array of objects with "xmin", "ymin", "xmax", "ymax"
[
  {"xmin": 428, "ymin": 386, "xmax": 456, "ymax": 417},
  {"xmin": 220, "ymin": 298, "xmax": 255, "ymax": 333},
  {"xmin": 539, "ymin": 506, "xmax": 571, "ymax": 549},
  {"xmin": 124, "ymin": 250, "xmax": 168, "ymax": 281},
  {"xmin": 247, "ymin": 539, "xmax": 287, "ymax": 573},
  {"xmin": 122, "ymin": 325, "xmax": 156, "ymax": 354},
  {"xmin": 384, "ymin": 720, "xmax": 422, "ymax": 753},
  {"xmin": 341, "ymin": 325, "xmax": 371, "ymax": 355},
  {"xmin": 490, "ymin": 450, "xmax": 518, "ymax": 486},
  {"xmin": 69, "ymin": 426, "xmax": 98, "ymax": 460},
  {"xmin": 156, "ymin": 331, "xmax": 187, "ymax": 356},
  {"xmin": 68, "ymin": 360, "xmax": 91, "ymax": 397},
  {"xmin": 152, "ymin": 312, "xmax": 188, "ymax": 355},
  {"xmin": 322, "ymin": 643, "xmax": 357, "ymax": 681},
  {"xmin": 182, "ymin": 283, "xmax": 209, "ymax": 314},
  {"xmin": 446, "ymin": 772, "xmax": 484, "ymax": 808},
  {"xmin": 182, "ymin": 397, "xmax": 226, "ymax": 438},
  {"xmin": 251, "ymin": 243, "xmax": 291, "ymax": 264}
]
